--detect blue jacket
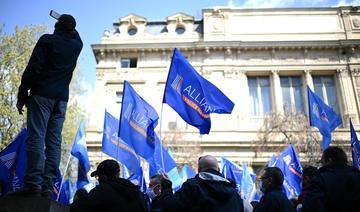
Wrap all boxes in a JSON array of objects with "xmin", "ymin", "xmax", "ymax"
[{"xmin": 18, "ymin": 28, "xmax": 82, "ymax": 101}]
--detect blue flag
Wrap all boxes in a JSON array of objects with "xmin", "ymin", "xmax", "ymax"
[
  {"xmin": 119, "ymin": 81, "xmax": 158, "ymax": 159},
  {"xmin": 0, "ymin": 129, "xmax": 27, "ymax": 195},
  {"xmin": 241, "ymin": 163, "xmax": 260, "ymax": 202},
  {"xmin": 52, "ymin": 169, "xmax": 63, "ymax": 201},
  {"xmin": 308, "ymin": 86, "xmax": 342, "ymax": 150},
  {"xmin": 122, "ymin": 164, "xmax": 130, "ymax": 179},
  {"xmin": 163, "ymin": 48, "xmax": 235, "ymax": 134},
  {"xmin": 71, "ymin": 123, "xmax": 91, "ymax": 189},
  {"xmin": 221, "ymin": 157, "xmax": 243, "ymax": 193},
  {"xmin": 274, "ymin": 144, "xmax": 303, "ymax": 199},
  {"xmin": 128, "ymin": 167, "xmax": 147, "ymax": 192},
  {"xmin": 221, "ymin": 157, "xmax": 257, "ymax": 197},
  {"xmin": 350, "ymin": 119, "xmax": 360, "ymax": 170},
  {"xmin": 268, "ymin": 154, "xmax": 277, "ymax": 167},
  {"xmin": 148, "ymin": 136, "xmax": 182, "ymax": 190},
  {"xmin": 180, "ymin": 164, "xmax": 196, "ymax": 183},
  {"xmin": 102, "ymin": 111, "xmax": 141, "ymax": 175},
  {"xmin": 58, "ymin": 178, "xmax": 73, "ymax": 205}
]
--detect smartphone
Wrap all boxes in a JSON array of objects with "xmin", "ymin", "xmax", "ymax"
[{"xmin": 50, "ymin": 10, "xmax": 61, "ymax": 20}]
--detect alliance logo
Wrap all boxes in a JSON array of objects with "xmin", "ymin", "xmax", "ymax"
[
  {"xmin": 0, "ymin": 152, "xmax": 16, "ymax": 170},
  {"xmin": 312, "ymin": 104, "xmax": 329, "ymax": 123},
  {"xmin": 170, "ymin": 74, "xmax": 213, "ymax": 119},
  {"xmin": 124, "ymin": 103, "xmax": 155, "ymax": 144}
]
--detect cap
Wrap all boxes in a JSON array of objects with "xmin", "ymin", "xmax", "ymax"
[
  {"xmin": 58, "ymin": 14, "xmax": 76, "ymax": 30},
  {"xmin": 90, "ymin": 159, "xmax": 120, "ymax": 177}
]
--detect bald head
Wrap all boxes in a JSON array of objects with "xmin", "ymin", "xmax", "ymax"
[{"xmin": 198, "ymin": 155, "xmax": 219, "ymax": 172}]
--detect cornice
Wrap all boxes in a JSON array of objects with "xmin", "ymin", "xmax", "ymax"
[{"xmin": 92, "ymin": 40, "xmax": 360, "ymax": 52}]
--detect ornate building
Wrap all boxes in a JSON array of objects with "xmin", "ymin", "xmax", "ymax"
[{"xmin": 87, "ymin": 7, "xmax": 360, "ymax": 170}]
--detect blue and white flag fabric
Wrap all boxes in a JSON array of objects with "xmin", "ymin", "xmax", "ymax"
[
  {"xmin": 163, "ymin": 48, "xmax": 235, "ymax": 134},
  {"xmin": 350, "ymin": 119, "xmax": 360, "ymax": 170},
  {"xmin": 0, "ymin": 129, "xmax": 27, "ymax": 196},
  {"xmin": 221, "ymin": 157, "xmax": 243, "ymax": 193},
  {"xmin": 307, "ymin": 86, "xmax": 342, "ymax": 150},
  {"xmin": 268, "ymin": 154, "xmax": 277, "ymax": 167},
  {"xmin": 221, "ymin": 157, "xmax": 257, "ymax": 198},
  {"xmin": 102, "ymin": 111, "xmax": 141, "ymax": 175},
  {"xmin": 128, "ymin": 167, "xmax": 147, "ymax": 192},
  {"xmin": 58, "ymin": 178, "xmax": 73, "ymax": 205},
  {"xmin": 52, "ymin": 169, "xmax": 63, "ymax": 201},
  {"xmin": 71, "ymin": 123, "xmax": 91, "ymax": 189},
  {"xmin": 119, "ymin": 81, "xmax": 159, "ymax": 159},
  {"xmin": 180, "ymin": 164, "xmax": 196, "ymax": 183},
  {"xmin": 241, "ymin": 163, "xmax": 260, "ymax": 202},
  {"xmin": 122, "ymin": 164, "xmax": 130, "ymax": 179},
  {"xmin": 273, "ymin": 144, "xmax": 303, "ymax": 199},
  {"xmin": 148, "ymin": 136, "xmax": 182, "ymax": 190}
]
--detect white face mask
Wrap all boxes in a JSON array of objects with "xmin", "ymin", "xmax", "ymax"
[{"xmin": 146, "ymin": 187, "xmax": 157, "ymax": 199}]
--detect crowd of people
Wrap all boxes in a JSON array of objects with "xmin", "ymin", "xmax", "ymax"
[{"xmin": 69, "ymin": 146, "xmax": 360, "ymax": 212}]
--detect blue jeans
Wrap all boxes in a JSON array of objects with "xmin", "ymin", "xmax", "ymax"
[{"xmin": 24, "ymin": 95, "xmax": 67, "ymax": 191}]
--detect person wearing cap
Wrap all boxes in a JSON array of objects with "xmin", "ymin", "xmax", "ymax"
[
  {"xmin": 70, "ymin": 159, "xmax": 148, "ymax": 212},
  {"xmin": 11, "ymin": 13, "xmax": 83, "ymax": 198}
]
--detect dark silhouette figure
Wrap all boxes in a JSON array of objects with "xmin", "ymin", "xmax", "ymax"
[
  {"xmin": 301, "ymin": 146, "xmax": 360, "ymax": 212},
  {"xmin": 70, "ymin": 159, "xmax": 148, "ymax": 212},
  {"xmin": 255, "ymin": 167, "xmax": 294, "ymax": 212},
  {"xmin": 11, "ymin": 13, "xmax": 82, "ymax": 198}
]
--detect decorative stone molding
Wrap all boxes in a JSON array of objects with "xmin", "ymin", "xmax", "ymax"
[
  {"xmin": 350, "ymin": 68, "xmax": 360, "ymax": 76},
  {"xmin": 337, "ymin": 68, "xmax": 349, "ymax": 78}
]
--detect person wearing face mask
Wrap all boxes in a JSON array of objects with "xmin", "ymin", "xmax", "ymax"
[
  {"xmin": 255, "ymin": 167, "xmax": 294, "ymax": 212},
  {"xmin": 70, "ymin": 159, "xmax": 148, "ymax": 212},
  {"xmin": 147, "ymin": 174, "xmax": 166, "ymax": 212}
]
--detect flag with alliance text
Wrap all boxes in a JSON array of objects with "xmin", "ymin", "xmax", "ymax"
[
  {"xmin": 0, "ymin": 129, "xmax": 27, "ymax": 195},
  {"xmin": 163, "ymin": 48, "xmax": 234, "ymax": 134},
  {"xmin": 119, "ymin": 81, "xmax": 159, "ymax": 159},
  {"xmin": 102, "ymin": 111, "xmax": 141, "ymax": 175}
]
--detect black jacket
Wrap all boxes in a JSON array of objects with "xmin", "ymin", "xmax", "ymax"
[
  {"xmin": 18, "ymin": 28, "xmax": 82, "ymax": 101},
  {"xmin": 70, "ymin": 178, "xmax": 148, "ymax": 212},
  {"xmin": 254, "ymin": 188, "xmax": 294, "ymax": 212},
  {"xmin": 301, "ymin": 164, "xmax": 360, "ymax": 212},
  {"xmin": 159, "ymin": 169, "xmax": 244, "ymax": 212}
]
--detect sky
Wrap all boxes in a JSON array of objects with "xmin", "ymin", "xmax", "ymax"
[{"xmin": 1, "ymin": 0, "xmax": 359, "ymax": 93}]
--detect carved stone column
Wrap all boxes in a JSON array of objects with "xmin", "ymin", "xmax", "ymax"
[
  {"xmin": 304, "ymin": 69, "xmax": 313, "ymax": 116},
  {"xmin": 271, "ymin": 69, "xmax": 283, "ymax": 113},
  {"xmin": 338, "ymin": 68, "xmax": 359, "ymax": 125}
]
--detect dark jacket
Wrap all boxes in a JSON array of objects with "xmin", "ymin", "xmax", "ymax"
[
  {"xmin": 301, "ymin": 164, "xmax": 360, "ymax": 212},
  {"xmin": 159, "ymin": 169, "xmax": 244, "ymax": 212},
  {"xmin": 70, "ymin": 178, "xmax": 148, "ymax": 212},
  {"xmin": 18, "ymin": 28, "xmax": 82, "ymax": 102},
  {"xmin": 255, "ymin": 187, "xmax": 294, "ymax": 212}
]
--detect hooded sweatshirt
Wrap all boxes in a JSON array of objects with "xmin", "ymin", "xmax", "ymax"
[
  {"xmin": 160, "ymin": 169, "xmax": 244, "ymax": 212},
  {"xmin": 70, "ymin": 178, "xmax": 148, "ymax": 212}
]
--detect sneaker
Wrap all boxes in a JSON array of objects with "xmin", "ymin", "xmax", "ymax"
[
  {"xmin": 6, "ymin": 187, "xmax": 41, "ymax": 198},
  {"xmin": 41, "ymin": 190, "xmax": 53, "ymax": 200}
]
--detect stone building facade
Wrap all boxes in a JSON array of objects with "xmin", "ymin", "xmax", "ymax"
[{"xmin": 87, "ymin": 7, "xmax": 360, "ymax": 170}]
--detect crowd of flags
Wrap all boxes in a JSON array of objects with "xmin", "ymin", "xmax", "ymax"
[{"xmin": 1, "ymin": 48, "xmax": 360, "ymax": 205}]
